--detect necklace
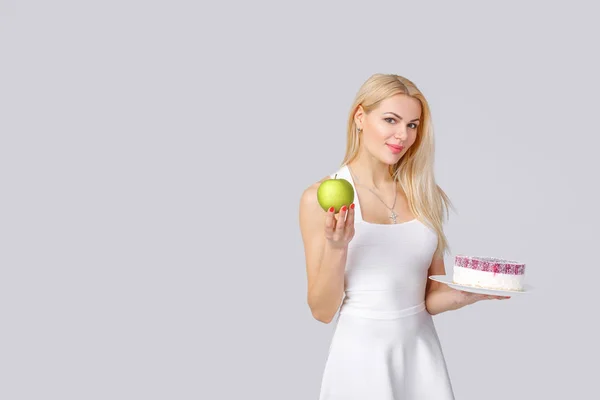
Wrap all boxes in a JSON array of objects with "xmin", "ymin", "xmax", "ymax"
[{"xmin": 348, "ymin": 166, "xmax": 398, "ymax": 224}]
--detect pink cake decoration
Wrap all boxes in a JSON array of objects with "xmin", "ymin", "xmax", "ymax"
[{"xmin": 455, "ymin": 255, "xmax": 525, "ymax": 275}]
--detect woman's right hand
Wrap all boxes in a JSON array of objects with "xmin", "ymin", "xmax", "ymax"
[{"xmin": 324, "ymin": 203, "xmax": 355, "ymax": 249}]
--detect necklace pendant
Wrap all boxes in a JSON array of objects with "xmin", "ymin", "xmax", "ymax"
[{"xmin": 390, "ymin": 210, "xmax": 397, "ymax": 224}]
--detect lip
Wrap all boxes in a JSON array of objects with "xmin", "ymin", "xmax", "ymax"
[{"xmin": 386, "ymin": 143, "xmax": 403, "ymax": 154}]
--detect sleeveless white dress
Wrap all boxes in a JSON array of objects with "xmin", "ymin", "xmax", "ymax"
[{"xmin": 318, "ymin": 164, "xmax": 455, "ymax": 400}]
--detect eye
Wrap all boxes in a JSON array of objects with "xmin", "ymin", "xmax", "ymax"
[
  {"xmin": 384, "ymin": 117, "xmax": 396, "ymax": 124},
  {"xmin": 408, "ymin": 123, "xmax": 419, "ymax": 129}
]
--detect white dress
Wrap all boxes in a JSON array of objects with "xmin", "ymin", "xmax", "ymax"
[{"xmin": 318, "ymin": 164, "xmax": 455, "ymax": 400}]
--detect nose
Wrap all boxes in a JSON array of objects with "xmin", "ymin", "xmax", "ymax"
[{"xmin": 394, "ymin": 125, "xmax": 408, "ymax": 141}]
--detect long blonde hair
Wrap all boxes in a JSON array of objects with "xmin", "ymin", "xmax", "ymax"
[{"xmin": 340, "ymin": 73, "xmax": 455, "ymax": 258}]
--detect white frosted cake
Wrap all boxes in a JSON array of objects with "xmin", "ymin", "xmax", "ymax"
[{"xmin": 453, "ymin": 255, "xmax": 526, "ymax": 291}]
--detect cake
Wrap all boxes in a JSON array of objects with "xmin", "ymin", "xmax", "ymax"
[{"xmin": 453, "ymin": 255, "xmax": 526, "ymax": 291}]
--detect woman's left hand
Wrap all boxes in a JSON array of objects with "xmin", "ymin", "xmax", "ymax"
[{"xmin": 454, "ymin": 289, "xmax": 511, "ymax": 307}]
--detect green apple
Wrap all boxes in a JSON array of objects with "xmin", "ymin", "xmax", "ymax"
[{"xmin": 317, "ymin": 174, "xmax": 355, "ymax": 213}]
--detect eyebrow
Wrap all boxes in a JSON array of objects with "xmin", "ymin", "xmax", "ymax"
[{"xmin": 383, "ymin": 112, "xmax": 420, "ymax": 122}]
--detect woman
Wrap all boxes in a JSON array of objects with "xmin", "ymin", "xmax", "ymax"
[{"xmin": 298, "ymin": 73, "xmax": 510, "ymax": 399}]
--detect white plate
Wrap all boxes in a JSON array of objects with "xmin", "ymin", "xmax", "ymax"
[{"xmin": 429, "ymin": 275, "xmax": 533, "ymax": 296}]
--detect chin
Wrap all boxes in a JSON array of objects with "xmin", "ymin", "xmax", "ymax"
[{"xmin": 380, "ymin": 154, "xmax": 403, "ymax": 165}]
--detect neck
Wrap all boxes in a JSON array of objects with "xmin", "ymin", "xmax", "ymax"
[{"xmin": 347, "ymin": 151, "xmax": 395, "ymax": 190}]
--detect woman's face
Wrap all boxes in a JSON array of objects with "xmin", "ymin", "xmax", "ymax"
[{"xmin": 356, "ymin": 94, "xmax": 422, "ymax": 164}]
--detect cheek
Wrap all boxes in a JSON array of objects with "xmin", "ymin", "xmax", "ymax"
[
  {"xmin": 372, "ymin": 121, "xmax": 394, "ymax": 138},
  {"xmin": 409, "ymin": 131, "xmax": 419, "ymax": 144},
  {"xmin": 365, "ymin": 129, "xmax": 387, "ymax": 146}
]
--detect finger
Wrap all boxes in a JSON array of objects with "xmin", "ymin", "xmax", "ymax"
[
  {"xmin": 345, "ymin": 203, "xmax": 355, "ymax": 228},
  {"xmin": 486, "ymin": 295, "xmax": 507, "ymax": 300},
  {"xmin": 335, "ymin": 205, "xmax": 348, "ymax": 234},
  {"xmin": 325, "ymin": 206, "xmax": 336, "ymax": 237},
  {"xmin": 489, "ymin": 295, "xmax": 510, "ymax": 300}
]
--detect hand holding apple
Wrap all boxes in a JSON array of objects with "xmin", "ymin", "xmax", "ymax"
[
  {"xmin": 318, "ymin": 175, "xmax": 356, "ymax": 249},
  {"xmin": 324, "ymin": 201, "xmax": 356, "ymax": 249}
]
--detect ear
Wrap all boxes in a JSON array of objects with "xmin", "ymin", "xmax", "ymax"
[{"xmin": 354, "ymin": 105, "xmax": 364, "ymax": 129}]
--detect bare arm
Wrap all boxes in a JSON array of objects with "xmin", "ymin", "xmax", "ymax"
[
  {"xmin": 425, "ymin": 254, "xmax": 510, "ymax": 315},
  {"xmin": 299, "ymin": 179, "xmax": 355, "ymax": 324}
]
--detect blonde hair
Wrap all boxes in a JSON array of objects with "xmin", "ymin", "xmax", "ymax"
[{"xmin": 340, "ymin": 73, "xmax": 455, "ymax": 258}]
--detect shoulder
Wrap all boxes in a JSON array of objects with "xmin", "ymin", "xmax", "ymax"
[
  {"xmin": 299, "ymin": 174, "xmax": 331, "ymax": 214},
  {"xmin": 298, "ymin": 175, "xmax": 332, "ymax": 243}
]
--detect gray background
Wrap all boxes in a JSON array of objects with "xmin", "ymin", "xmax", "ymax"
[{"xmin": 1, "ymin": 1, "xmax": 598, "ymax": 399}]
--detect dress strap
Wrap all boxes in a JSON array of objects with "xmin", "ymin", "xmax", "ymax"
[{"xmin": 330, "ymin": 164, "xmax": 363, "ymax": 222}]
